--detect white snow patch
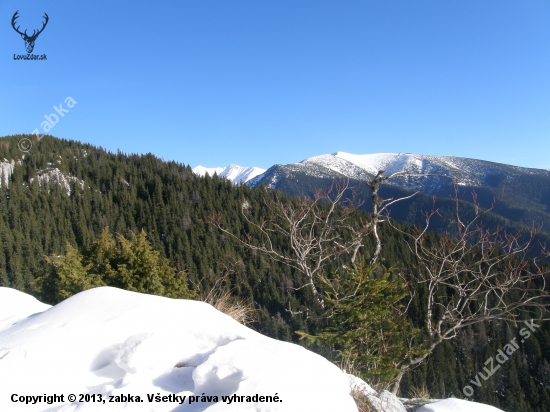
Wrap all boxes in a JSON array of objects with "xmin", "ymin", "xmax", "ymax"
[
  {"xmin": 193, "ymin": 165, "xmax": 225, "ymax": 178},
  {"xmin": 333, "ymin": 152, "xmax": 401, "ymax": 175},
  {"xmin": 348, "ymin": 374, "xmax": 407, "ymax": 412},
  {"xmin": 0, "ymin": 159, "xmax": 16, "ymax": 186},
  {"xmin": 0, "ymin": 286, "xmax": 356, "ymax": 411},
  {"xmin": 29, "ymin": 168, "xmax": 85, "ymax": 195},
  {"xmin": 417, "ymin": 398, "xmax": 505, "ymax": 412},
  {"xmin": 348, "ymin": 373, "xmax": 377, "ymax": 396}
]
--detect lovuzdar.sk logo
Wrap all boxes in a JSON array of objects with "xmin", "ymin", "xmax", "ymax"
[{"xmin": 11, "ymin": 10, "xmax": 49, "ymax": 60}]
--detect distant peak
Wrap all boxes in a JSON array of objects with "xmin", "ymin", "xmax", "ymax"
[{"xmin": 192, "ymin": 164, "xmax": 266, "ymax": 184}]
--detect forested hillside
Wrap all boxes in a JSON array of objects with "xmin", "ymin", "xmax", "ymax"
[{"xmin": 1, "ymin": 135, "xmax": 549, "ymax": 411}]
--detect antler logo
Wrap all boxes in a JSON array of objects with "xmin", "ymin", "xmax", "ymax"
[{"xmin": 11, "ymin": 11, "xmax": 49, "ymax": 54}]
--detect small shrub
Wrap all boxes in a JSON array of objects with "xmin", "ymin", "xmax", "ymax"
[
  {"xmin": 408, "ymin": 383, "xmax": 431, "ymax": 400},
  {"xmin": 203, "ymin": 288, "xmax": 256, "ymax": 326}
]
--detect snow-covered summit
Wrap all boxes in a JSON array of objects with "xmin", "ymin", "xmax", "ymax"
[
  {"xmin": 301, "ymin": 151, "xmax": 546, "ymax": 187},
  {"xmin": 193, "ymin": 164, "xmax": 266, "ymax": 184},
  {"xmin": 250, "ymin": 151, "xmax": 550, "ymax": 193}
]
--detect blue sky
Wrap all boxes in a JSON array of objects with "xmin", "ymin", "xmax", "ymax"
[{"xmin": 1, "ymin": 1, "xmax": 549, "ymax": 169}]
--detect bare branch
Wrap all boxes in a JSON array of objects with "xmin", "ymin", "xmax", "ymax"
[
  {"xmin": 208, "ymin": 178, "xmax": 373, "ymax": 310},
  {"xmin": 385, "ymin": 187, "xmax": 550, "ymax": 387}
]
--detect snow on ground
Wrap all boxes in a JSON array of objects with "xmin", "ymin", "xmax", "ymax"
[
  {"xmin": 1, "ymin": 158, "xmax": 17, "ymax": 186},
  {"xmin": 0, "ymin": 287, "xmax": 51, "ymax": 332},
  {"xmin": 0, "ymin": 287, "xmax": 356, "ymax": 411},
  {"xmin": 348, "ymin": 374, "xmax": 505, "ymax": 412},
  {"xmin": 417, "ymin": 398, "xmax": 505, "ymax": 412},
  {"xmin": 333, "ymin": 152, "xmax": 401, "ymax": 175},
  {"xmin": 0, "ymin": 287, "xmax": 506, "ymax": 412},
  {"xmin": 29, "ymin": 167, "xmax": 86, "ymax": 195}
]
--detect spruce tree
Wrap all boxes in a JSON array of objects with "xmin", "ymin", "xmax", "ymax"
[{"xmin": 297, "ymin": 262, "xmax": 427, "ymax": 389}]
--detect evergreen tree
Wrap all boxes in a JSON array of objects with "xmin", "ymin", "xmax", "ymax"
[
  {"xmin": 297, "ymin": 262, "xmax": 427, "ymax": 389},
  {"xmin": 38, "ymin": 227, "xmax": 196, "ymax": 303}
]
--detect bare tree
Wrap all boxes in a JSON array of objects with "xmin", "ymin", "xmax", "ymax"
[
  {"xmin": 210, "ymin": 155, "xmax": 550, "ymax": 395},
  {"xmin": 385, "ymin": 189, "xmax": 550, "ymax": 393},
  {"xmin": 209, "ymin": 178, "xmax": 372, "ymax": 309},
  {"xmin": 364, "ymin": 159, "xmax": 439, "ymax": 264},
  {"xmin": 209, "ymin": 155, "xmax": 437, "ymax": 309}
]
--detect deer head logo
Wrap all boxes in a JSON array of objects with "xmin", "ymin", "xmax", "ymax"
[{"xmin": 11, "ymin": 11, "xmax": 49, "ymax": 54}]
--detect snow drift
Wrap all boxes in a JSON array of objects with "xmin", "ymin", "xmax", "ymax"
[
  {"xmin": 0, "ymin": 287, "xmax": 505, "ymax": 411},
  {"xmin": 0, "ymin": 287, "xmax": 356, "ymax": 411}
]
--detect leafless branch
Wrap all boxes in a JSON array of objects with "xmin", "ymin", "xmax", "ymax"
[
  {"xmin": 208, "ymin": 178, "xmax": 373, "ymax": 309},
  {"xmin": 385, "ymin": 187, "xmax": 550, "ymax": 391}
]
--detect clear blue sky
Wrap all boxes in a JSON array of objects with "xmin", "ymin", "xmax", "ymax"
[{"xmin": 1, "ymin": 1, "xmax": 549, "ymax": 169}]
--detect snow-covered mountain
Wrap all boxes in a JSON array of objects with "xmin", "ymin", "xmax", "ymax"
[
  {"xmin": 249, "ymin": 151, "xmax": 550, "ymax": 193},
  {"xmin": 193, "ymin": 164, "xmax": 266, "ymax": 184},
  {"xmin": 0, "ymin": 287, "xmax": 503, "ymax": 412},
  {"xmin": 245, "ymin": 152, "xmax": 550, "ymax": 235}
]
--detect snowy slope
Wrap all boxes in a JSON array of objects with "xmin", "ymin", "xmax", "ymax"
[
  {"xmin": 250, "ymin": 151, "xmax": 550, "ymax": 192},
  {"xmin": 0, "ymin": 287, "xmax": 356, "ymax": 412},
  {"xmin": 193, "ymin": 164, "xmax": 266, "ymax": 184},
  {"xmin": 0, "ymin": 287, "xmax": 506, "ymax": 412},
  {"xmin": 0, "ymin": 287, "xmax": 51, "ymax": 333}
]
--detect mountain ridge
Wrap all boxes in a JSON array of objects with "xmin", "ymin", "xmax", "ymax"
[
  {"xmin": 251, "ymin": 151, "xmax": 550, "ymax": 191},
  {"xmin": 192, "ymin": 164, "xmax": 266, "ymax": 184},
  {"xmin": 1, "ymin": 135, "xmax": 548, "ymax": 411},
  {"xmin": 194, "ymin": 151, "xmax": 550, "ymax": 193},
  {"xmin": 191, "ymin": 152, "xmax": 550, "ymax": 235}
]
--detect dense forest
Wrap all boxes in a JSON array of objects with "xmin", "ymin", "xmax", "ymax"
[{"xmin": 1, "ymin": 134, "xmax": 549, "ymax": 411}]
